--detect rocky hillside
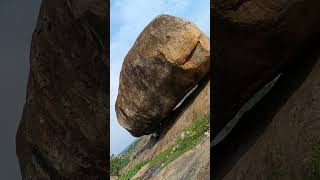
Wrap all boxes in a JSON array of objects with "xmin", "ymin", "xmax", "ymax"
[
  {"xmin": 16, "ymin": 0, "xmax": 108, "ymax": 179},
  {"xmin": 113, "ymin": 15, "xmax": 210, "ymax": 179},
  {"xmin": 214, "ymin": 0, "xmax": 320, "ymax": 179}
]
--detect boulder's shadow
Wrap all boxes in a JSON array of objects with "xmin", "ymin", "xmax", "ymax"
[
  {"xmin": 213, "ymin": 38, "xmax": 320, "ymax": 179},
  {"xmin": 143, "ymin": 74, "xmax": 210, "ymax": 150}
]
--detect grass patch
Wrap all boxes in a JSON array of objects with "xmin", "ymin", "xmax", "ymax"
[
  {"xmin": 118, "ymin": 112, "xmax": 210, "ymax": 178},
  {"xmin": 163, "ymin": 112, "xmax": 209, "ymax": 167},
  {"xmin": 118, "ymin": 160, "xmax": 147, "ymax": 180},
  {"xmin": 268, "ymin": 155, "xmax": 284, "ymax": 180},
  {"xmin": 148, "ymin": 146, "xmax": 173, "ymax": 168},
  {"xmin": 309, "ymin": 144, "xmax": 320, "ymax": 180}
]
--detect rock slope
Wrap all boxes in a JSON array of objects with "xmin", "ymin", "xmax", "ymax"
[
  {"xmin": 122, "ymin": 78, "xmax": 210, "ymax": 179},
  {"xmin": 153, "ymin": 137, "xmax": 210, "ymax": 180},
  {"xmin": 116, "ymin": 14, "xmax": 210, "ymax": 137},
  {"xmin": 213, "ymin": 0, "xmax": 320, "ymax": 136},
  {"xmin": 16, "ymin": 0, "xmax": 108, "ymax": 179},
  {"xmin": 214, "ymin": 0, "xmax": 320, "ymax": 179},
  {"xmin": 219, "ymin": 51, "xmax": 320, "ymax": 180}
]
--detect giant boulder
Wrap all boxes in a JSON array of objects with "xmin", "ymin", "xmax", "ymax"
[
  {"xmin": 16, "ymin": 0, "xmax": 108, "ymax": 179},
  {"xmin": 213, "ymin": 0, "xmax": 320, "ymax": 135},
  {"xmin": 116, "ymin": 14, "xmax": 210, "ymax": 137}
]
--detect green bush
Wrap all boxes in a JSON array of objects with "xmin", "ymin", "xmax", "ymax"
[
  {"xmin": 119, "ymin": 161, "xmax": 147, "ymax": 180},
  {"xmin": 110, "ymin": 138, "xmax": 141, "ymax": 176},
  {"xmin": 310, "ymin": 144, "xmax": 320, "ymax": 179}
]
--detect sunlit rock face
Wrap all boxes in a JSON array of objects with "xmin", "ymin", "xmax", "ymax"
[
  {"xmin": 213, "ymin": 0, "xmax": 320, "ymax": 134},
  {"xmin": 115, "ymin": 14, "xmax": 210, "ymax": 137},
  {"xmin": 16, "ymin": 0, "xmax": 108, "ymax": 179}
]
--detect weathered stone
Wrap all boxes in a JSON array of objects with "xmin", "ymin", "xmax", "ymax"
[
  {"xmin": 213, "ymin": 0, "xmax": 320, "ymax": 135},
  {"xmin": 116, "ymin": 14, "xmax": 210, "ymax": 137},
  {"xmin": 16, "ymin": 0, "xmax": 108, "ymax": 179}
]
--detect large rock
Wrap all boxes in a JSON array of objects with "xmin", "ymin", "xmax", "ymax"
[
  {"xmin": 213, "ymin": 0, "xmax": 320, "ymax": 136},
  {"xmin": 122, "ymin": 79, "xmax": 210, "ymax": 173},
  {"xmin": 116, "ymin": 14, "xmax": 210, "ymax": 137},
  {"xmin": 219, "ymin": 51, "xmax": 320, "ymax": 180},
  {"xmin": 16, "ymin": 0, "xmax": 108, "ymax": 179}
]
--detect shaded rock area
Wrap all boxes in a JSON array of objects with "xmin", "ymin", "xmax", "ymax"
[
  {"xmin": 122, "ymin": 78, "xmax": 210, "ymax": 179},
  {"xmin": 116, "ymin": 14, "xmax": 210, "ymax": 137},
  {"xmin": 214, "ymin": 0, "xmax": 320, "ymax": 179},
  {"xmin": 213, "ymin": 0, "xmax": 320, "ymax": 136},
  {"xmin": 216, "ymin": 51, "xmax": 320, "ymax": 180},
  {"xmin": 16, "ymin": 0, "xmax": 108, "ymax": 179}
]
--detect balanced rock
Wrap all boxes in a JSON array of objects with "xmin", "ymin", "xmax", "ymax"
[
  {"xmin": 116, "ymin": 14, "xmax": 210, "ymax": 137},
  {"xmin": 16, "ymin": 0, "xmax": 108, "ymax": 179},
  {"xmin": 213, "ymin": 0, "xmax": 320, "ymax": 135}
]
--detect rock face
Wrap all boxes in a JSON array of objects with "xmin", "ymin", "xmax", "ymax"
[
  {"xmin": 213, "ymin": 0, "xmax": 320, "ymax": 179},
  {"xmin": 122, "ymin": 79, "xmax": 210, "ymax": 176},
  {"xmin": 116, "ymin": 14, "xmax": 210, "ymax": 137},
  {"xmin": 213, "ymin": 0, "xmax": 320, "ymax": 135},
  {"xmin": 16, "ymin": 0, "xmax": 108, "ymax": 179},
  {"xmin": 219, "ymin": 53, "xmax": 320, "ymax": 180}
]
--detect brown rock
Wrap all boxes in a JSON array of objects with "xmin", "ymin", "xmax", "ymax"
[
  {"xmin": 116, "ymin": 14, "xmax": 210, "ymax": 137},
  {"xmin": 213, "ymin": 0, "xmax": 320, "ymax": 135},
  {"xmin": 16, "ymin": 0, "xmax": 108, "ymax": 179},
  {"xmin": 122, "ymin": 79, "xmax": 210, "ymax": 173}
]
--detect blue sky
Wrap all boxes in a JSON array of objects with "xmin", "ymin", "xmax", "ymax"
[{"xmin": 110, "ymin": 0, "xmax": 210, "ymax": 155}]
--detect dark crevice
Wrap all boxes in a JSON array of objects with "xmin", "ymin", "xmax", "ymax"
[
  {"xmin": 142, "ymin": 75, "xmax": 210, "ymax": 150},
  {"xmin": 80, "ymin": 10, "xmax": 106, "ymax": 49},
  {"xmin": 181, "ymin": 41, "xmax": 200, "ymax": 65},
  {"xmin": 118, "ymin": 107, "xmax": 130, "ymax": 124}
]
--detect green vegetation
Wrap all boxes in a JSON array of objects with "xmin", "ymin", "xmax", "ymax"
[
  {"xmin": 118, "ymin": 161, "xmax": 147, "ymax": 180},
  {"xmin": 266, "ymin": 145, "xmax": 285, "ymax": 180},
  {"xmin": 309, "ymin": 144, "xmax": 320, "ymax": 180},
  {"xmin": 110, "ymin": 155, "xmax": 125, "ymax": 176},
  {"xmin": 148, "ymin": 146, "xmax": 173, "ymax": 168},
  {"xmin": 163, "ymin": 112, "xmax": 210, "ymax": 167},
  {"xmin": 110, "ymin": 138, "xmax": 141, "ymax": 176},
  {"xmin": 268, "ymin": 155, "xmax": 285, "ymax": 180},
  {"xmin": 118, "ymin": 112, "xmax": 210, "ymax": 179}
]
